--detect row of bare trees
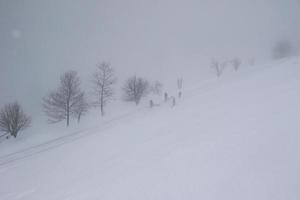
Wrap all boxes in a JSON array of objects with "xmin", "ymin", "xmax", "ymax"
[
  {"xmin": 1, "ymin": 61, "xmax": 167, "ymax": 138},
  {"xmin": 42, "ymin": 62, "xmax": 154, "ymax": 127},
  {"xmin": 211, "ymin": 41, "xmax": 297, "ymax": 77},
  {"xmin": 211, "ymin": 57, "xmax": 242, "ymax": 77},
  {"xmin": 0, "ymin": 62, "xmax": 155, "ymax": 138}
]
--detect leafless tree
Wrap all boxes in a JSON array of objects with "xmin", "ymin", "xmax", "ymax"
[
  {"xmin": 91, "ymin": 62, "xmax": 116, "ymax": 116},
  {"xmin": 122, "ymin": 76, "xmax": 149, "ymax": 105},
  {"xmin": 0, "ymin": 102, "xmax": 31, "ymax": 138},
  {"xmin": 231, "ymin": 58, "xmax": 241, "ymax": 71},
  {"xmin": 73, "ymin": 92, "xmax": 89, "ymax": 123},
  {"xmin": 272, "ymin": 40, "xmax": 294, "ymax": 60},
  {"xmin": 43, "ymin": 70, "xmax": 84, "ymax": 126},
  {"xmin": 211, "ymin": 60, "xmax": 225, "ymax": 77},
  {"xmin": 177, "ymin": 78, "xmax": 183, "ymax": 90},
  {"xmin": 177, "ymin": 78, "xmax": 183, "ymax": 98}
]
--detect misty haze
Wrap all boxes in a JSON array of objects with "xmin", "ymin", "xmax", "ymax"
[{"xmin": 0, "ymin": 0, "xmax": 300, "ymax": 199}]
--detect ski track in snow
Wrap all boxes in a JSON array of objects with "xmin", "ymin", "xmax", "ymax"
[{"xmin": 0, "ymin": 108, "xmax": 146, "ymax": 167}]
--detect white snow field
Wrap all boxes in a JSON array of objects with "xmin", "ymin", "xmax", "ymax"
[{"xmin": 1, "ymin": 58, "xmax": 300, "ymax": 200}]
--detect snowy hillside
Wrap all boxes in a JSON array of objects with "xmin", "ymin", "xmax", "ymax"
[{"xmin": 1, "ymin": 58, "xmax": 300, "ymax": 200}]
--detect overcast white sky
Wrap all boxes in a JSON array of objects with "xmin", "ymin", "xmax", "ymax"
[{"xmin": 0, "ymin": 0, "xmax": 299, "ymax": 116}]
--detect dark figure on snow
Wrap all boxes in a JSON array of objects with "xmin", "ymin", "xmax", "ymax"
[
  {"xmin": 149, "ymin": 100, "xmax": 154, "ymax": 108},
  {"xmin": 172, "ymin": 97, "xmax": 176, "ymax": 107},
  {"xmin": 178, "ymin": 91, "xmax": 182, "ymax": 98},
  {"xmin": 164, "ymin": 92, "xmax": 168, "ymax": 102}
]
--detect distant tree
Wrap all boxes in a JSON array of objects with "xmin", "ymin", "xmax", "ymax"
[
  {"xmin": 0, "ymin": 102, "xmax": 31, "ymax": 138},
  {"xmin": 231, "ymin": 58, "xmax": 241, "ymax": 71},
  {"xmin": 91, "ymin": 62, "xmax": 116, "ymax": 116},
  {"xmin": 211, "ymin": 60, "xmax": 225, "ymax": 77},
  {"xmin": 177, "ymin": 78, "xmax": 183, "ymax": 90},
  {"xmin": 73, "ymin": 92, "xmax": 89, "ymax": 123},
  {"xmin": 150, "ymin": 81, "xmax": 163, "ymax": 95},
  {"xmin": 272, "ymin": 40, "xmax": 294, "ymax": 60},
  {"xmin": 177, "ymin": 78, "xmax": 183, "ymax": 98},
  {"xmin": 122, "ymin": 76, "xmax": 149, "ymax": 105},
  {"xmin": 43, "ymin": 70, "xmax": 84, "ymax": 127}
]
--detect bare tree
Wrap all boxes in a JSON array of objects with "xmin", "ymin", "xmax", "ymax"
[
  {"xmin": 73, "ymin": 92, "xmax": 89, "ymax": 123},
  {"xmin": 122, "ymin": 76, "xmax": 149, "ymax": 105},
  {"xmin": 211, "ymin": 60, "xmax": 225, "ymax": 77},
  {"xmin": 177, "ymin": 78, "xmax": 183, "ymax": 90},
  {"xmin": 272, "ymin": 40, "xmax": 294, "ymax": 60},
  {"xmin": 0, "ymin": 102, "xmax": 31, "ymax": 138},
  {"xmin": 43, "ymin": 70, "xmax": 84, "ymax": 126},
  {"xmin": 91, "ymin": 62, "xmax": 116, "ymax": 116},
  {"xmin": 231, "ymin": 58, "xmax": 241, "ymax": 71},
  {"xmin": 177, "ymin": 78, "xmax": 183, "ymax": 98}
]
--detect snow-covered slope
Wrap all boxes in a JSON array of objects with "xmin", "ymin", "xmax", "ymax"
[{"xmin": 1, "ymin": 58, "xmax": 300, "ymax": 200}]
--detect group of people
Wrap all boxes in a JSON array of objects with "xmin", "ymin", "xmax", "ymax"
[{"xmin": 149, "ymin": 90, "xmax": 182, "ymax": 108}]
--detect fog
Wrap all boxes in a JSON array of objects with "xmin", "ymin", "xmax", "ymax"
[{"xmin": 1, "ymin": 0, "xmax": 299, "ymax": 117}]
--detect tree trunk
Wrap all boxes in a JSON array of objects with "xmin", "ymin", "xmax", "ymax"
[
  {"xmin": 100, "ymin": 86, "xmax": 104, "ymax": 116},
  {"xmin": 100, "ymin": 104, "xmax": 104, "ymax": 116},
  {"xmin": 77, "ymin": 113, "xmax": 81, "ymax": 123},
  {"xmin": 66, "ymin": 107, "xmax": 70, "ymax": 127},
  {"xmin": 67, "ymin": 115, "xmax": 69, "ymax": 126},
  {"xmin": 100, "ymin": 96, "xmax": 104, "ymax": 116},
  {"xmin": 66, "ymin": 99, "xmax": 70, "ymax": 127}
]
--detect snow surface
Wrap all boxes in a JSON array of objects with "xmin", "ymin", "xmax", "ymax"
[{"xmin": 0, "ymin": 58, "xmax": 300, "ymax": 199}]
